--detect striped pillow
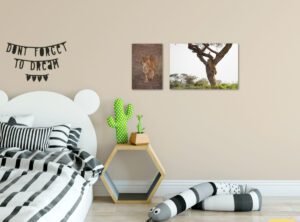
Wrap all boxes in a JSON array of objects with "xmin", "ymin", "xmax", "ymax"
[
  {"xmin": 49, "ymin": 124, "xmax": 71, "ymax": 149},
  {"xmin": 0, "ymin": 123, "xmax": 52, "ymax": 151},
  {"xmin": 67, "ymin": 128, "xmax": 82, "ymax": 149}
]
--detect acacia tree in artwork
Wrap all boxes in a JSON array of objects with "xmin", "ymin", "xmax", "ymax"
[{"xmin": 188, "ymin": 43, "xmax": 232, "ymax": 88}]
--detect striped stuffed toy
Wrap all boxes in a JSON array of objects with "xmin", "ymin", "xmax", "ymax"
[{"xmin": 147, "ymin": 182, "xmax": 262, "ymax": 222}]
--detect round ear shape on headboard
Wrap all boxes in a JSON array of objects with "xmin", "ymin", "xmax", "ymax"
[
  {"xmin": 74, "ymin": 89, "xmax": 100, "ymax": 115},
  {"xmin": 0, "ymin": 90, "xmax": 8, "ymax": 107}
]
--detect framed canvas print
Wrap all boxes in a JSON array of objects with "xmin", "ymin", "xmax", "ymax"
[
  {"xmin": 170, "ymin": 43, "xmax": 239, "ymax": 90},
  {"xmin": 132, "ymin": 44, "xmax": 163, "ymax": 90}
]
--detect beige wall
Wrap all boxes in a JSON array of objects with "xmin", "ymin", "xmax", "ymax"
[{"xmin": 0, "ymin": 0, "xmax": 299, "ymax": 180}]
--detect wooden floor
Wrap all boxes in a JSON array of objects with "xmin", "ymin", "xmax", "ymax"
[{"xmin": 86, "ymin": 197, "xmax": 300, "ymax": 222}]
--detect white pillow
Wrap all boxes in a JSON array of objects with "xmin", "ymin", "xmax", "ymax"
[{"xmin": 0, "ymin": 114, "xmax": 34, "ymax": 127}]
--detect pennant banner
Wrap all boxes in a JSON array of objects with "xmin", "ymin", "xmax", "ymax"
[
  {"xmin": 26, "ymin": 74, "xmax": 49, "ymax": 82},
  {"xmin": 14, "ymin": 58, "xmax": 59, "ymax": 71},
  {"xmin": 5, "ymin": 41, "xmax": 67, "ymax": 83},
  {"xmin": 6, "ymin": 41, "xmax": 67, "ymax": 57}
]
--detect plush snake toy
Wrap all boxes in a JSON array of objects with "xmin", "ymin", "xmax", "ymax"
[{"xmin": 147, "ymin": 182, "xmax": 262, "ymax": 222}]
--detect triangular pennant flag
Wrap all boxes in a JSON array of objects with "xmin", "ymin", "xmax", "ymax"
[
  {"xmin": 26, "ymin": 74, "xmax": 31, "ymax": 81},
  {"xmin": 38, "ymin": 76, "xmax": 42, "ymax": 82},
  {"xmin": 43, "ymin": 75, "xmax": 48, "ymax": 81},
  {"xmin": 32, "ymin": 75, "xmax": 36, "ymax": 82}
]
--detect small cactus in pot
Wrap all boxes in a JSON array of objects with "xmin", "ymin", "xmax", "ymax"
[
  {"xmin": 130, "ymin": 114, "xmax": 150, "ymax": 145},
  {"xmin": 137, "ymin": 114, "xmax": 145, "ymax": 134}
]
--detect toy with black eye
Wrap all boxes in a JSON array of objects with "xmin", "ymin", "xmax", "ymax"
[
  {"xmin": 146, "ymin": 207, "xmax": 160, "ymax": 221},
  {"xmin": 146, "ymin": 182, "xmax": 262, "ymax": 221},
  {"xmin": 146, "ymin": 182, "xmax": 216, "ymax": 221}
]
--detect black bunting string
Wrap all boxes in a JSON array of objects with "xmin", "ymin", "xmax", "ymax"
[
  {"xmin": 26, "ymin": 74, "xmax": 49, "ymax": 82},
  {"xmin": 14, "ymin": 58, "xmax": 59, "ymax": 62},
  {"xmin": 6, "ymin": 41, "xmax": 67, "ymax": 83},
  {"xmin": 6, "ymin": 41, "xmax": 67, "ymax": 57},
  {"xmin": 14, "ymin": 58, "xmax": 59, "ymax": 71},
  {"xmin": 7, "ymin": 41, "xmax": 66, "ymax": 49}
]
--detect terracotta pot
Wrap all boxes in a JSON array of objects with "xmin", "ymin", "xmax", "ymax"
[{"xmin": 130, "ymin": 132, "xmax": 150, "ymax": 145}]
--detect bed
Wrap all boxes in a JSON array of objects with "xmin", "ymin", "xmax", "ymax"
[{"xmin": 0, "ymin": 90, "xmax": 103, "ymax": 222}]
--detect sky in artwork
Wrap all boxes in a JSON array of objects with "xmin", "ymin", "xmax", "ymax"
[{"xmin": 170, "ymin": 43, "xmax": 239, "ymax": 83}]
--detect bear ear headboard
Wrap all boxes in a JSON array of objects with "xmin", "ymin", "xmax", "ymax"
[{"xmin": 0, "ymin": 89, "xmax": 100, "ymax": 156}]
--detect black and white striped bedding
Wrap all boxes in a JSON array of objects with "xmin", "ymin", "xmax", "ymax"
[{"xmin": 0, "ymin": 147, "xmax": 103, "ymax": 222}]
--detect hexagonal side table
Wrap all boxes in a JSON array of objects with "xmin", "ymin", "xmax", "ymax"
[{"xmin": 100, "ymin": 143, "xmax": 166, "ymax": 204}]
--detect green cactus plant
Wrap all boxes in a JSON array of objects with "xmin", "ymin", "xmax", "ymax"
[
  {"xmin": 107, "ymin": 98, "xmax": 134, "ymax": 144},
  {"xmin": 137, "ymin": 114, "xmax": 145, "ymax": 134}
]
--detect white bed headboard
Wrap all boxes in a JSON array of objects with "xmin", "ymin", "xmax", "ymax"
[{"xmin": 0, "ymin": 90, "xmax": 100, "ymax": 156}]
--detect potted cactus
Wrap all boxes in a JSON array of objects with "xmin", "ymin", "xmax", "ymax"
[{"xmin": 130, "ymin": 114, "xmax": 150, "ymax": 145}]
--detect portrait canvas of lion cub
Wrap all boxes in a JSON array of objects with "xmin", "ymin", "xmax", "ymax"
[{"xmin": 132, "ymin": 44, "xmax": 162, "ymax": 89}]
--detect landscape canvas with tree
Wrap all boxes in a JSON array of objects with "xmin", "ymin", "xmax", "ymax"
[{"xmin": 170, "ymin": 43, "xmax": 239, "ymax": 89}]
